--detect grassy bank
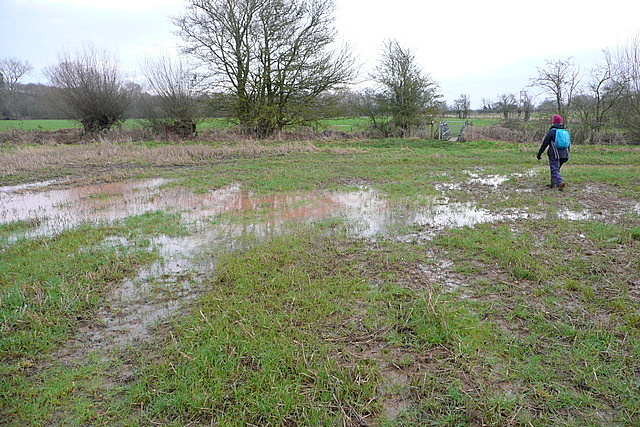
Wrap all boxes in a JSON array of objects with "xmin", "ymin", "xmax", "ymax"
[{"xmin": 1, "ymin": 139, "xmax": 639, "ymax": 425}]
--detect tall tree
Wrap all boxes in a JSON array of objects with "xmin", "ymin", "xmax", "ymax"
[
  {"xmin": 573, "ymin": 51, "xmax": 624, "ymax": 143},
  {"xmin": 530, "ymin": 57, "xmax": 580, "ymax": 119},
  {"xmin": 0, "ymin": 58, "xmax": 33, "ymax": 119},
  {"xmin": 174, "ymin": 0, "xmax": 355, "ymax": 136},
  {"xmin": 45, "ymin": 47, "xmax": 131, "ymax": 134},
  {"xmin": 372, "ymin": 39, "xmax": 441, "ymax": 137}
]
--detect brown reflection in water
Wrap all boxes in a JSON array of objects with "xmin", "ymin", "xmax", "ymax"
[
  {"xmin": 1, "ymin": 179, "xmax": 168, "ymax": 230},
  {"xmin": 0, "ymin": 180, "xmax": 395, "ymax": 237}
]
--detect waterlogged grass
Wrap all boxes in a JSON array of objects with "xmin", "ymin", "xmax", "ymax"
[
  {"xmin": 122, "ymin": 210, "xmax": 189, "ymax": 238},
  {"xmin": 0, "ymin": 138, "xmax": 639, "ymax": 424},
  {"xmin": 123, "ymin": 218, "xmax": 639, "ymax": 425},
  {"xmin": 128, "ymin": 226, "xmax": 378, "ymax": 424},
  {"xmin": 0, "ymin": 220, "xmax": 40, "ymax": 246},
  {"xmin": 0, "ymin": 211, "xmax": 189, "ymax": 424},
  {"xmin": 2, "ymin": 138, "xmax": 638, "ymax": 198},
  {"xmin": 164, "ymin": 139, "xmax": 539, "ymax": 197}
]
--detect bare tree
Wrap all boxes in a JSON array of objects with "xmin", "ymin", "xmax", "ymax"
[
  {"xmin": 174, "ymin": 0, "xmax": 355, "ymax": 137},
  {"xmin": 0, "ymin": 58, "xmax": 33, "ymax": 119},
  {"xmin": 372, "ymin": 39, "xmax": 441, "ymax": 137},
  {"xmin": 611, "ymin": 34, "xmax": 640, "ymax": 141},
  {"xmin": 45, "ymin": 47, "xmax": 131, "ymax": 134},
  {"xmin": 495, "ymin": 93, "xmax": 518, "ymax": 120},
  {"xmin": 573, "ymin": 51, "xmax": 624, "ymax": 143},
  {"xmin": 530, "ymin": 57, "xmax": 580, "ymax": 119},
  {"xmin": 453, "ymin": 94, "xmax": 471, "ymax": 119},
  {"xmin": 143, "ymin": 55, "xmax": 202, "ymax": 137},
  {"xmin": 0, "ymin": 58, "xmax": 33, "ymax": 94},
  {"xmin": 480, "ymin": 97, "xmax": 494, "ymax": 112}
]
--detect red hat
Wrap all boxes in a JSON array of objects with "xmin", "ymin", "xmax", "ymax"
[{"xmin": 552, "ymin": 115, "xmax": 563, "ymax": 124}]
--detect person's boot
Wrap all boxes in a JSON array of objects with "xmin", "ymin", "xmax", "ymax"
[{"xmin": 558, "ymin": 182, "xmax": 565, "ymax": 191}]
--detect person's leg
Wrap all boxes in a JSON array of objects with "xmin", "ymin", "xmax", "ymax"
[
  {"xmin": 557, "ymin": 158, "xmax": 567, "ymax": 190},
  {"xmin": 549, "ymin": 157, "xmax": 563, "ymax": 187},
  {"xmin": 547, "ymin": 159, "xmax": 556, "ymax": 188}
]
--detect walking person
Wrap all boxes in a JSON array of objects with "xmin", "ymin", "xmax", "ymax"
[{"xmin": 537, "ymin": 114, "xmax": 570, "ymax": 190}]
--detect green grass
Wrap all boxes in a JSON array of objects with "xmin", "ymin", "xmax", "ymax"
[
  {"xmin": 0, "ymin": 117, "xmax": 352, "ymax": 132},
  {"xmin": 124, "ymin": 220, "xmax": 639, "ymax": 425},
  {"xmin": 1, "ymin": 138, "xmax": 639, "ymax": 425},
  {"xmin": 316, "ymin": 116, "xmax": 370, "ymax": 131},
  {"xmin": 0, "ymin": 119, "xmax": 82, "ymax": 132},
  {"xmin": 461, "ymin": 117, "xmax": 502, "ymax": 127},
  {"xmin": 0, "ymin": 116, "xmax": 430, "ymax": 133},
  {"xmin": 0, "ymin": 211, "xmax": 190, "ymax": 424},
  {"xmin": 128, "ymin": 225, "xmax": 378, "ymax": 424},
  {"xmin": 0, "ymin": 118, "xmax": 238, "ymax": 132}
]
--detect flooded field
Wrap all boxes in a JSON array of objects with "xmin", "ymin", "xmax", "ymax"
[
  {"xmin": 1, "ymin": 172, "xmax": 632, "ymax": 349},
  {"xmin": 2, "ymin": 139, "xmax": 639, "ymax": 426}
]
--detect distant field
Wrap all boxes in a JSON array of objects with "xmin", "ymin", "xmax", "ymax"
[
  {"xmin": 0, "ymin": 119, "xmax": 82, "ymax": 132},
  {"xmin": 0, "ymin": 118, "xmax": 237, "ymax": 132},
  {"xmin": 317, "ymin": 116, "xmax": 370, "ymax": 131},
  {"xmin": 0, "ymin": 117, "xmax": 371, "ymax": 133},
  {"xmin": 0, "ymin": 116, "xmax": 499, "ymax": 133}
]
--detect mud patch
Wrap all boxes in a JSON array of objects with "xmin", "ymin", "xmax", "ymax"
[
  {"xmin": 418, "ymin": 258, "xmax": 470, "ymax": 295},
  {"xmin": 333, "ymin": 341, "xmax": 415, "ymax": 422}
]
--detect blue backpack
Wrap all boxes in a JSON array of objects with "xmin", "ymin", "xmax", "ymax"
[{"xmin": 554, "ymin": 129, "xmax": 571, "ymax": 149}]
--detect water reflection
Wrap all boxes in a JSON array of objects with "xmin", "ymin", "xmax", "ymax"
[
  {"xmin": 1, "ymin": 179, "xmax": 169, "ymax": 235},
  {"xmin": 1, "ymin": 180, "xmax": 404, "ymax": 346},
  {"xmin": 0, "ymin": 177, "xmax": 560, "ymax": 347}
]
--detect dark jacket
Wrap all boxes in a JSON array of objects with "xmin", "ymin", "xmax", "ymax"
[{"xmin": 538, "ymin": 124, "xmax": 569, "ymax": 160}]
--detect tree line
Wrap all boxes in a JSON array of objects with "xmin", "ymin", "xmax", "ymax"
[
  {"xmin": 2, "ymin": 0, "xmax": 640, "ymax": 143},
  {"xmin": 454, "ymin": 43, "xmax": 640, "ymax": 144}
]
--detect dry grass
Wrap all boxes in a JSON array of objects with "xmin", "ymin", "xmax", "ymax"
[
  {"xmin": 464, "ymin": 123, "xmax": 639, "ymax": 145},
  {"xmin": 0, "ymin": 140, "xmax": 336, "ymax": 178},
  {"xmin": 463, "ymin": 124, "xmax": 543, "ymax": 144},
  {"xmin": 0, "ymin": 127, "xmax": 367, "ymax": 182}
]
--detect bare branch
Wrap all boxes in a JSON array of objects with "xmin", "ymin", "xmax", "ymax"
[{"xmin": 530, "ymin": 57, "xmax": 581, "ymax": 119}]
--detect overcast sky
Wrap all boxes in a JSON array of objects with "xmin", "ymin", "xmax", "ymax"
[{"xmin": 2, "ymin": 0, "xmax": 639, "ymax": 108}]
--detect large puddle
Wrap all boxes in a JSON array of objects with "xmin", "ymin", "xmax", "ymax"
[
  {"xmin": 0, "ymin": 178, "xmax": 535, "ymax": 240},
  {"xmin": 0, "ymin": 175, "xmax": 619, "ymax": 347}
]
